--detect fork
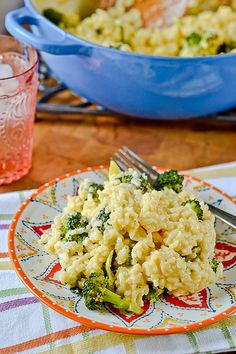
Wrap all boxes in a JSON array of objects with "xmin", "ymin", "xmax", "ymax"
[{"xmin": 113, "ymin": 146, "xmax": 236, "ymax": 229}]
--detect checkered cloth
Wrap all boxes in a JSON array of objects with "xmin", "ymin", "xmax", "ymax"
[{"xmin": 0, "ymin": 162, "xmax": 236, "ymax": 354}]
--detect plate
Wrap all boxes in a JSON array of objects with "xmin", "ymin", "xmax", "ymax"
[{"xmin": 8, "ymin": 166, "xmax": 236, "ymax": 335}]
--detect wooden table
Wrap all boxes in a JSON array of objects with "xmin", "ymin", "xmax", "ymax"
[
  {"xmin": 1, "ymin": 96, "xmax": 236, "ymax": 354},
  {"xmin": 1, "ymin": 95, "xmax": 236, "ymax": 193}
]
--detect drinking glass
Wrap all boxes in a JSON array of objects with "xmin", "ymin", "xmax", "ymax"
[{"xmin": 0, "ymin": 35, "xmax": 39, "ymax": 185}]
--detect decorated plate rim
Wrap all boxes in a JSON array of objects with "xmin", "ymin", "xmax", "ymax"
[{"xmin": 8, "ymin": 165, "xmax": 236, "ymax": 335}]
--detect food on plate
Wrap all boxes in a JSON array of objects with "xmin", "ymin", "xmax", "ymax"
[
  {"xmin": 41, "ymin": 0, "xmax": 236, "ymax": 56},
  {"xmin": 39, "ymin": 162, "xmax": 222, "ymax": 314}
]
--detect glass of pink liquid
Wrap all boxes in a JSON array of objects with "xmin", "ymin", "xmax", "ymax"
[{"xmin": 0, "ymin": 35, "xmax": 39, "ymax": 185}]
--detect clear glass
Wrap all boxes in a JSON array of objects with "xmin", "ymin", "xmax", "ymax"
[{"xmin": 0, "ymin": 35, "xmax": 39, "ymax": 185}]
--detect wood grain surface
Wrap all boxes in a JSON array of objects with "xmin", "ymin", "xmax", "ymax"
[{"xmin": 0, "ymin": 89, "xmax": 236, "ymax": 193}]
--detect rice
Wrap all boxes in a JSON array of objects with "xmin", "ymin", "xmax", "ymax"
[
  {"xmin": 51, "ymin": 0, "xmax": 236, "ymax": 56},
  {"xmin": 39, "ymin": 162, "xmax": 222, "ymax": 310}
]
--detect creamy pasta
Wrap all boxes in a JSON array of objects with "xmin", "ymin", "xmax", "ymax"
[
  {"xmin": 42, "ymin": 0, "xmax": 236, "ymax": 56},
  {"xmin": 39, "ymin": 162, "xmax": 222, "ymax": 313}
]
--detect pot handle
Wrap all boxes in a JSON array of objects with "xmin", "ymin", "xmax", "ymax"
[{"xmin": 5, "ymin": 7, "xmax": 90, "ymax": 55}]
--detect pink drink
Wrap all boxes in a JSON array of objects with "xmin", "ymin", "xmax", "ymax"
[{"xmin": 0, "ymin": 36, "xmax": 38, "ymax": 185}]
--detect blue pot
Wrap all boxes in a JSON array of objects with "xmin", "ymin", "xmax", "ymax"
[{"xmin": 5, "ymin": 0, "xmax": 236, "ymax": 119}]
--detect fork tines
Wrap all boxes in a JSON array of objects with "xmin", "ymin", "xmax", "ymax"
[{"xmin": 113, "ymin": 146, "xmax": 159, "ymax": 183}]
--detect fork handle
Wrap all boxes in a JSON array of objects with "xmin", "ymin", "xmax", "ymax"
[{"xmin": 207, "ymin": 204, "xmax": 236, "ymax": 229}]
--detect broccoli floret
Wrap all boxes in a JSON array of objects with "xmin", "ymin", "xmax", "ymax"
[
  {"xmin": 105, "ymin": 250, "xmax": 115, "ymax": 291},
  {"xmin": 97, "ymin": 208, "xmax": 111, "ymax": 233},
  {"xmin": 210, "ymin": 257, "xmax": 219, "ymax": 273},
  {"xmin": 119, "ymin": 174, "xmax": 152, "ymax": 193},
  {"xmin": 97, "ymin": 208, "xmax": 110, "ymax": 224},
  {"xmin": 154, "ymin": 170, "xmax": 184, "ymax": 193},
  {"xmin": 186, "ymin": 31, "xmax": 218, "ymax": 48},
  {"xmin": 61, "ymin": 212, "xmax": 88, "ymax": 239},
  {"xmin": 89, "ymin": 183, "xmax": 103, "ymax": 200},
  {"xmin": 183, "ymin": 199, "xmax": 203, "ymax": 221},
  {"xmin": 186, "ymin": 32, "xmax": 202, "ymax": 46},
  {"xmin": 119, "ymin": 175, "xmax": 133, "ymax": 183},
  {"xmin": 83, "ymin": 272, "xmax": 142, "ymax": 314},
  {"xmin": 66, "ymin": 212, "xmax": 88, "ymax": 230},
  {"xmin": 145, "ymin": 285, "xmax": 164, "ymax": 304},
  {"xmin": 64, "ymin": 232, "xmax": 88, "ymax": 243},
  {"xmin": 43, "ymin": 8, "xmax": 63, "ymax": 25},
  {"xmin": 60, "ymin": 224, "xmax": 67, "ymax": 237},
  {"xmin": 139, "ymin": 175, "xmax": 153, "ymax": 193}
]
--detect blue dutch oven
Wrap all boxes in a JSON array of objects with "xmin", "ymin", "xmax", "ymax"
[{"xmin": 5, "ymin": 0, "xmax": 236, "ymax": 119}]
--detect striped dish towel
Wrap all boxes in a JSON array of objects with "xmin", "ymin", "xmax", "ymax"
[{"xmin": 0, "ymin": 162, "xmax": 236, "ymax": 354}]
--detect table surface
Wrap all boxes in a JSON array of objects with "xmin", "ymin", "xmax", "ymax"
[
  {"xmin": 1, "ymin": 94, "xmax": 236, "ymax": 354},
  {"xmin": 0, "ymin": 91, "xmax": 236, "ymax": 193}
]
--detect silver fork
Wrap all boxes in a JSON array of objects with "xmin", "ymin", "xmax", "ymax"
[{"xmin": 113, "ymin": 146, "xmax": 236, "ymax": 229}]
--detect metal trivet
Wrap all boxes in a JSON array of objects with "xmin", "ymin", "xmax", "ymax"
[
  {"xmin": 36, "ymin": 60, "xmax": 109, "ymax": 118},
  {"xmin": 37, "ymin": 82, "xmax": 109, "ymax": 116}
]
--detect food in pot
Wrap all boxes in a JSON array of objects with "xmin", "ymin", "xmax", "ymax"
[{"xmin": 41, "ymin": 0, "xmax": 236, "ymax": 56}]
